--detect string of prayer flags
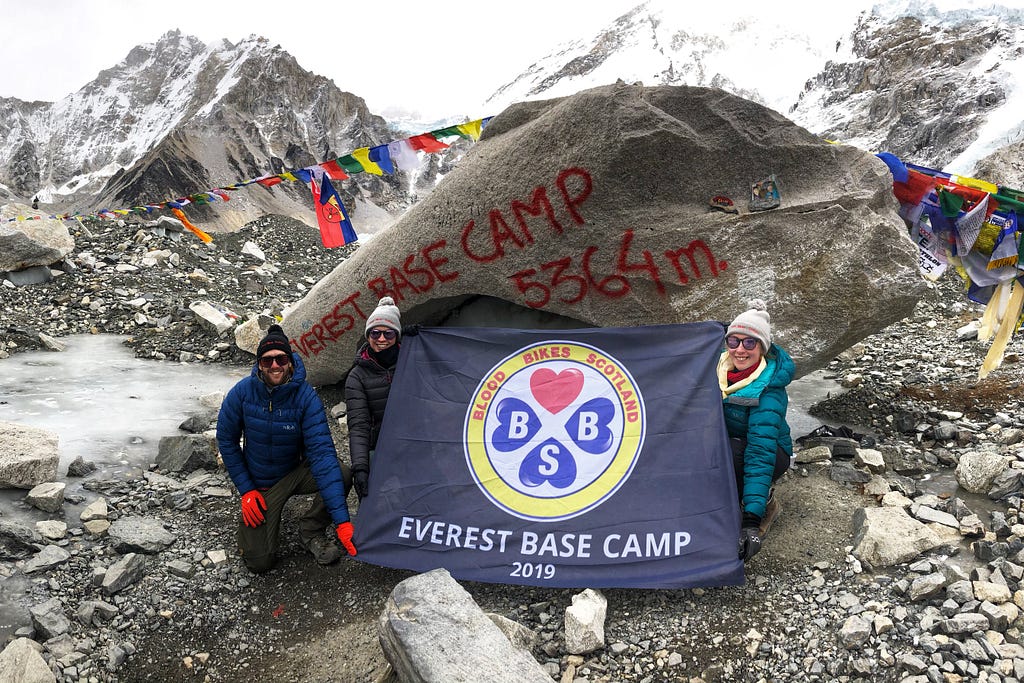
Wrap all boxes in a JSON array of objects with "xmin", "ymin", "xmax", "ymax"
[
  {"xmin": 878, "ymin": 152, "xmax": 1024, "ymax": 378},
  {"xmin": 7, "ymin": 117, "xmax": 494, "ymax": 232}
]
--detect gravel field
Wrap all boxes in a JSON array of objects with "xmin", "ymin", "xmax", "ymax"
[{"xmin": 3, "ymin": 216, "xmax": 1024, "ymax": 682}]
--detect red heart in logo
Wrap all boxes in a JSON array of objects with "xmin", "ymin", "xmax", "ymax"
[{"xmin": 529, "ymin": 368, "xmax": 584, "ymax": 415}]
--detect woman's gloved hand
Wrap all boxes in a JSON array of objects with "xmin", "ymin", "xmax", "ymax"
[
  {"xmin": 739, "ymin": 526, "xmax": 762, "ymax": 561},
  {"xmin": 353, "ymin": 469, "xmax": 369, "ymax": 499},
  {"xmin": 738, "ymin": 511, "xmax": 762, "ymax": 561}
]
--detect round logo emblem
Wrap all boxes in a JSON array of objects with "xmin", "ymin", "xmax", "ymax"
[{"xmin": 464, "ymin": 341, "xmax": 646, "ymax": 521}]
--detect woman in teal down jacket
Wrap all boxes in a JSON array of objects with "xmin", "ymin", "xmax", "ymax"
[{"xmin": 717, "ymin": 299, "xmax": 795, "ymax": 562}]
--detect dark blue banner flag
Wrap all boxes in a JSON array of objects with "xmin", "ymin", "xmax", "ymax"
[{"xmin": 352, "ymin": 323, "xmax": 744, "ymax": 588}]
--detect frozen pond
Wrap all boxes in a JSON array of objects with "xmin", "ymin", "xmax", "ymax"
[
  {"xmin": 0, "ymin": 335, "xmax": 247, "ymax": 640},
  {"xmin": 0, "ymin": 334, "xmax": 247, "ymax": 471}
]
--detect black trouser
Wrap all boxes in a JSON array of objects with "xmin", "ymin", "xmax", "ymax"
[
  {"xmin": 729, "ymin": 437, "xmax": 790, "ymax": 500},
  {"xmin": 237, "ymin": 461, "xmax": 352, "ymax": 573}
]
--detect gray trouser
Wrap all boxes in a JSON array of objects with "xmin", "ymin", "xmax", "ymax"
[{"xmin": 237, "ymin": 461, "xmax": 352, "ymax": 573}]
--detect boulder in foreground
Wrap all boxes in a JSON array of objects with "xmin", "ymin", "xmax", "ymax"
[{"xmin": 378, "ymin": 568, "xmax": 550, "ymax": 683}]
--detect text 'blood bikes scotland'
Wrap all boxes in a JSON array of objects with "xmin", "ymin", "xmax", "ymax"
[
  {"xmin": 465, "ymin": 341, "xmax": 645, "ymax": 522},
  {"xmin": 351, "ymin": 325, "xmax": 745, "ymax": 589}
]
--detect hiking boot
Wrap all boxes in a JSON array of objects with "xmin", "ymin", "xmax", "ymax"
[
  {"xmin": 759, "ymin": 490, "xmax": 781, "ymax": 537},
  {"xmin": 304, "ymin": 535, "xmax": 342, "ymax": 565}
]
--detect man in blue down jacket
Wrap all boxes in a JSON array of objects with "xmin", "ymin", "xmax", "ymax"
[{"xmin": 217, "ymin": 325, "xmax": 356, "ymax": 572}]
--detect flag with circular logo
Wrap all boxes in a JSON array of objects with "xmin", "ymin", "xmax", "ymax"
[{"xmin": 352, "ymin": 323, "xmax": 744, "ymax": 588}]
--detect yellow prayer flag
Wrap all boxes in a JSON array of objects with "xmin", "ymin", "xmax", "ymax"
[
  {"xmin": 952, "ymin": 175, "xmax": 999, "ymax": 195},
  {"xmin": 980, "ymin": 280, "xmax": 1024, "ymax": 379},
  {"xmin": 351, "ymin": 148, "xmax": 384, "ymax": 175},
  {"xmin": 279, "ymin": 172, "xmax": 298, "ymax": 182},
  {"xmin": 457, "ymin": 119, "xmax": 483, "ymax": 141}
]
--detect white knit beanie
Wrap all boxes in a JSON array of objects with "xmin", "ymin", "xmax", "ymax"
[
  {"xmin": 365, "ymin": 296, "xmax": 402, "ymax": 338},
  {"xmin": 727, "ymin": 299, "xmax": 772, "ymax": 349}
]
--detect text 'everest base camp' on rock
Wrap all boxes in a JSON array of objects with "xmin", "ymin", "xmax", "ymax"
[{"xmin": 275, "ymin": 83, "xmax": 925, "ymax": 386}]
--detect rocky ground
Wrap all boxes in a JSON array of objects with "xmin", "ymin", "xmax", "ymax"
[{"xmin": 3, "ymin": 216, "xmax": 1024, "ymax": 682}]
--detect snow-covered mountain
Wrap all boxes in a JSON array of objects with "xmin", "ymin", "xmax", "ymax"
[
  {"xmin": 486, "ymin": 1, "xmax": 1024, "ymax": 183},
  {"xmin": 0, "ymin": 31, "xmax": 415, "ymax": 230},
  {"xmin": 5, "ymin": 2, "xmax": 1024, "ymax": 230}
]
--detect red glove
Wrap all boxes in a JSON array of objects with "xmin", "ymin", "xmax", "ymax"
[
  {"xmin": 240, "ymin": 490, "xmax": 267, "ymax": 527},
  {"xmin": 336, "ymin": 522, "xmax": 357, "ymax": 556}
]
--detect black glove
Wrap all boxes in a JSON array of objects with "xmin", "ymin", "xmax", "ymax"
[
  {"xmin": 402, "ymin": 323, "xmax": 422, "ymax": 337},
  {"xmin": 739, "ymin": 512, "xmax": 762, "ymax": 561},
  {"xmin": 353, "ymin": 469, "xmax": 369, "ymax": 499},
  {"xmin": 739, "ymin": 527, "xmax": 762, "ymax": 561}
]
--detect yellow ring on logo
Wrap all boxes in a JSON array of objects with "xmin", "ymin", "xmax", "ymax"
[{"xmin": 464, "ymin": 341, "xmax": 645, "ymax": 521}]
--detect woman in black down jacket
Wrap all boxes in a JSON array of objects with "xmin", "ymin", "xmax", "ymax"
[{"xmin": 345, "ymin": 297, "xmax": 403, "ymax": 499}]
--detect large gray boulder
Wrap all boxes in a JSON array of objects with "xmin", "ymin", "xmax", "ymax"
[
  {"xmin": 281, "ymin": 84, "xmax": 923, "ymax": 386},
  {"xmin": 0, "ymin": 637, "xmax": 55, "ymax": 683},
  {"xmin": 378, "ymin": 568, "xmax": 550, "ymax": 683},
  {"xmin": 0, "ymin": 205, "xmax": 74, "ymax": 272},
  {"xmin": 0, "ymin": 422, "xmax": 60, "ymax": 489},
  {"xmin": 852, "ymin": 506, "xmax": 943, "ymax": 569}
]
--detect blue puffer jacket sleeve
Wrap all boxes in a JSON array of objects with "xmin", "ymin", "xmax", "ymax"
[
  {"xmin": 722, "ymin": 345, "xmax": 795, "ymax": 519},
  {"xmin": 297, "ymin": 381, "xmax": 350, "ymax": 525},
  {"xmin": 216, "ymin": 354, "xmax": 350, "ymax": 525}
]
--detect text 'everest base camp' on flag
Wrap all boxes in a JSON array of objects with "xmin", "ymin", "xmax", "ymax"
[{"xmin": 352, "ymin": 323, "xmax": 745, "ymax": 589}]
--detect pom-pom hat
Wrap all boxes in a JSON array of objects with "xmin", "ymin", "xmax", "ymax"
[
  {"xmin": 365, "ymin": 296, "xmax": 402, "ymax": 338},
  {"xmin": 256, "ymin": 324, "xmax": 293, "ymax": 359},
  {"xmin": 727, "ymin": 299, "xmax": 772, "ymax": 349}
]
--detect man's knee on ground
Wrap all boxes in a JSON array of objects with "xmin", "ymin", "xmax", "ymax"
[{"xmin": 243, "ymin": 552, "xmax": 276, "ymax": 574}]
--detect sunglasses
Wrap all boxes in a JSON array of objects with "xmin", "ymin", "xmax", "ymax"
[
  {"xmin": 368, "ymin": 329, "xmax": 397, "ymax": 340},
  {"xmin": 258, "ymin": 354, "xmax": 292, "ymax": 368},
  {"xmin": 726, "ymin": 336, "xmax": 760, "ymax": 351}
]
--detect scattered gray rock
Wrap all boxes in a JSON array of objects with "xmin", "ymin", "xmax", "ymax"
[
  {"xmin": 66, "ymin": 456, "xmax": 98, "ymax": 477},
  {"xmin": 852, "ymin": 506, "xmax": 943, "ymax": 568},
  {"xmin": 0, "ymin": 421, "xmax": 60, "ymax": 488},
  {"xmin": 22, "ymin": 544, "xmax": 71, "ymax": 574},
  {"xmin": 101, "ymin": 553, "xmax": 147, "ymax": 595},
  {"xmin": 0, "ymin": 520, "xmax": 42, "ymax": 560},
  {"xmin": 564, "ymin": 589, "xmax": 607, "ymax": 655},
  {"xmin": 155, "ymin": 434, "xmax": 218, "ymax": 473},
  {"xmin": 29, "ymin": 598, "xmax": 70, "ymax": 640},
  {"xmin": 24, "ymin": 481, "xmax": 65, "ymax": 512},
  {"xmin": 107, "ymin": 517, "xmax": 177, "ymax": 554},
  {"xmin": 956, "ymin": 451, "xmax": 1007, "ymax": 494}
]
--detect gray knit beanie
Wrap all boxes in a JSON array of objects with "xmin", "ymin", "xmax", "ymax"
[
  {"xmin": 365, "ymin": 296, "xmax": 402, "ymax": 338},
  {"xmin": 727, "ymin": 299, "xmax": 772, "ymax": 349}
]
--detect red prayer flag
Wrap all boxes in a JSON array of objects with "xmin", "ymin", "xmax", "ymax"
[
  {"xmin": 256, "ymin": 176, "xmax": 283, "ymax": 188},
  {"xmin": 407, "ymin": 133, "xmax": 449, "ymax": 153},
  {"xmin": 320, "ymin": 160, "xmax": 350, "ymax": 180}
]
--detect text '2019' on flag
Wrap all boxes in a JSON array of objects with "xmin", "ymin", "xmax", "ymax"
[{"xmin": 352, "ymin": 323, "xmax": 745, "ymax": 588}]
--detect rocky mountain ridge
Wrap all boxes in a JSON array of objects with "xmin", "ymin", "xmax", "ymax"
[
  {"xmin": 486, "ymin": 1, "xmax": 1024, "ymax": 187},
  {"xmin": 0, "ymin": 31, "xmax": 419, "ymax": 232}
]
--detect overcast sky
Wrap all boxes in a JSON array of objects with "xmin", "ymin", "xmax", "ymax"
[
  {"xmin": 5, "ymin": 0, "xmax": 1021, "ymax": 122},
  {"xmin": 0, "ymin": 0, "xmax": 641, "ymax": 120}
]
